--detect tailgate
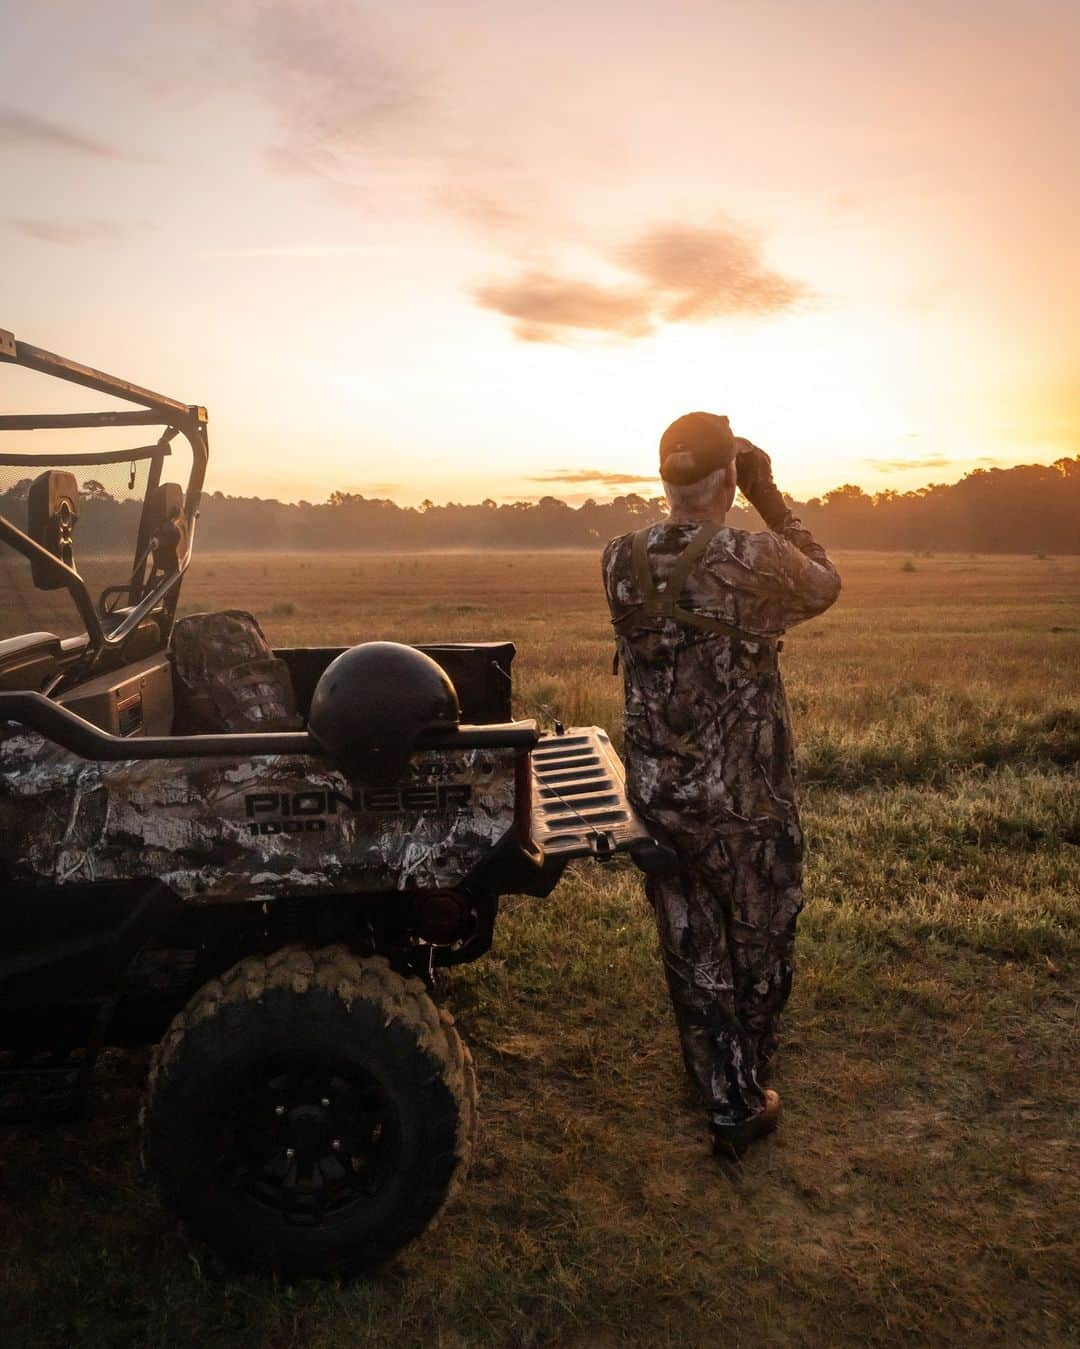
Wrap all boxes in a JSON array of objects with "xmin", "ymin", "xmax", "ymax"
[{"xmin": 530, "ymin": 726, "xmax": 653, "ymax": 861}]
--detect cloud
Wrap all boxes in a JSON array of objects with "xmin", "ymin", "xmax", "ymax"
[
  {"xmin": 0, "ymin": 104, "xmax": 141, "ymax": 161},
  {"xmin": 473, "ymin": 272, "xmax": 655, "ymax": 342},
  {"xmin": 436, "ymin": 184, "xmax": 537, "ymax": 238},
  {"xmin": 174, "ymin": 10, "xmax": 805, "ymax": 349},
  {"xmin": 8, "ymin": 218, "xmax": 137, "ymax": 247},
  {"xmin": 474, "ymin": 222, "xmax": 806, "ymax": 343},
  {"xmin": 174, "ymin": 10, "xmax": 806, "ymax": 348},
  {"xmin": 864, "ymin": 453, "xmax": 952, "ymax": 472},
  {"xmin": 228, "ymin": 1, "xmax": 422, "ymax": 184},
  {"xmin": 528, "ymin": 468, "xmax": 656, "ymax": 486},
  {"xmin": 620, "ymin": 224, "xmax": 807, "ymax": 321}
]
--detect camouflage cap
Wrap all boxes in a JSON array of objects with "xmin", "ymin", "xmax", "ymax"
[{"xmin": 659, "ymin": 411, "xmax": 735, "ymax": 485}]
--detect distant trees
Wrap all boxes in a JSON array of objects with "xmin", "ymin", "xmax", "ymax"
[
  {"xmin": 790, "ymin": 458, "xmax": 1079, "ymax": 555},
  {"xmin": 1, "ymin": 457, "xmax": 1077, "ymax": 555}
]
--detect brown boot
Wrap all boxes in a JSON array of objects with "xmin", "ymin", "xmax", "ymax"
[{"xmin": 711, "ymin": 1089, "xmax": 782, "ymax": 1159}]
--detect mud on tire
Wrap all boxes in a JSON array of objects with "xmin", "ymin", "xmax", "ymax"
[{"xmin": 140, "ymin": 945, "xmax": 477, "ymax": 1276}]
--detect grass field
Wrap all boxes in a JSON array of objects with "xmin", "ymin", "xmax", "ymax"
[{"xmin": 4, "ymin": 549, "xmax": 1079, "ymax": 1347}]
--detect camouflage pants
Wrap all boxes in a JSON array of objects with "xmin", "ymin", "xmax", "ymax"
[{"xmin": 646, "ymin": 823, "xmax": 804, "ymax": 1127}]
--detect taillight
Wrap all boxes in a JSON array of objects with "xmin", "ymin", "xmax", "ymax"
[
  {"xmin": 514, "ymin": 749, "xmax": 533, "ymax": 847},
  {"xmin": 414, "ymin": 890, "xmax": 472, "ymax": 945}
]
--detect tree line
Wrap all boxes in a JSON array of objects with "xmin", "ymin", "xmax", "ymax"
[{"xmin": 2, "ymin": 457, "xmax": 1077, "ymax": 555}]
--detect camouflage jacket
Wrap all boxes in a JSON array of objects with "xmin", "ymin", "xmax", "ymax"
[{"xmin": 601, "ymin": 517, "xmax": 840, "ymax": 844}]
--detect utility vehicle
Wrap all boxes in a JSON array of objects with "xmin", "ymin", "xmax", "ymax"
[{"xmin": 0, "ymin": 329, "xmax": 654, "ymax": 1275}]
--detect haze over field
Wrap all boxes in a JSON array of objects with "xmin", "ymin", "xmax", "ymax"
[{"xmin": 1, "ymin": 1, "xmax": 1078, "ymax": 506}]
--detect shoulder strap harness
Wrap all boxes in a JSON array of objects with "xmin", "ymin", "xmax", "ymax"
[{"xmin": 611, "ymin": 522, "xmax": 783, "ymax": 670}]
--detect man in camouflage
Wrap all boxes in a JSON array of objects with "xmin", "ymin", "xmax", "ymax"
[{"xmin": 602, "ymin": 412, "xmax": 840, "ymax": 1155}]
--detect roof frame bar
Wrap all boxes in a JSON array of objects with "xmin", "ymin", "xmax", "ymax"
[
  {"xmin": 0, "ymin": 410, "xmax": 171, "ymax": 431},
  {"xmin": 0, "ymin": 329, "xmax": 203, "ymax": 427}
]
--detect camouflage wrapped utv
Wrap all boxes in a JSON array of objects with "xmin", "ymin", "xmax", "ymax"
[{"xmin": 0, "ymin": 329, "xmax": 652, "ymax": 1275}]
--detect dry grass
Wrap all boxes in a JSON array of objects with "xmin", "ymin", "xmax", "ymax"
[{"xmin": 3, "ymin": 549, "xmax": 1079, "ymax": 1347}]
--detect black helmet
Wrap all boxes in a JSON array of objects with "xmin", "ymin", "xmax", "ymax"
[{"xmin": 308, "ymin": 641, "xmax": 460, "ymax": 784}]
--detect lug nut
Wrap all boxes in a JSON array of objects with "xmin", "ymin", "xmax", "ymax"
[
  {"xmin": 285, "ymin": 1147, "xmax": 295, "ymax": 1160},
  {"xmin": 275, "ymin": 1105, "xmax": 286, "ymax": 1116},
  {"xmin": 331, "ymin": 1138, "xmax": 342, "ymax": 1151},
  {"xmin": 320, "ymin": 1097, "xmax": 330, "ymax": 1108}
]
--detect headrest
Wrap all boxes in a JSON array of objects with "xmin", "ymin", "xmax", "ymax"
[
  {"xmin": 146, "ymin": 482, "xmax": 188, "ymax": 573},
  {"xmin": 27, "ymin": 470, "xmax": 79, "ymax": 590}
]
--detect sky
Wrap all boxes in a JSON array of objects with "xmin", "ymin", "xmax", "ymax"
[{"xmin": 0, "ymin": 0, "xmax": 1077, "ymax": 506}]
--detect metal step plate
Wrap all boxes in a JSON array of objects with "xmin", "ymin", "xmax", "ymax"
[{"xmin": 531, "ymin": 726, "xmax": 653, "ymax": 860}]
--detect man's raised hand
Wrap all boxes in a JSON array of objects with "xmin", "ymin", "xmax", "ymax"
[{"xmin": 734, "ymin": 438, "xmax": 790, "ymax": 531}]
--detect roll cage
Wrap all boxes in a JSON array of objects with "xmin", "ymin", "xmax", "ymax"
[{"xmin": 0, "ymin": 326, "xmax": 207, "ymax": 662}]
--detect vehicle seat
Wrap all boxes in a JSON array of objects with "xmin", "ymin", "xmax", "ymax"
[
  {"xmin": 0, "ymin": 631, "xmax": 62, "ymax": 692},
  {"xmin": 171, "ymin": 610, "xmax": 302, "ymax": 734}
]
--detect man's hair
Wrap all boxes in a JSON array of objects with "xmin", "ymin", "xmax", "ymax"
[{"xmin": 663, "ymin": 461, "xmax": 732, "ymax": 514}]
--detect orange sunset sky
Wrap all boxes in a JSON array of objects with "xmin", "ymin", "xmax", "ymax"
[{"xmin": 1, "ymin": 1, "xmax": 1077, "ymax": 506}]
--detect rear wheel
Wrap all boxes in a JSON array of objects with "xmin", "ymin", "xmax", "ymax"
[{"xmin": 140, "ymin": 946, "xmax": 476, "ymax": 1275}]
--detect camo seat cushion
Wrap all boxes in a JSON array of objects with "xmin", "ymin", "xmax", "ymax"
[{"xmin": 171, "ymin": 610, "xmax": 302, "ymax": 734}]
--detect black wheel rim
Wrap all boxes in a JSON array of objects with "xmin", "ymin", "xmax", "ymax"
[{"xmin": 217, "ymin": 1056, "xmax": 403, "ymax": 1227}]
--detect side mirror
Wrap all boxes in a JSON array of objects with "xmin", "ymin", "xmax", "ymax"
[{"xmin": 27, "ymin": 470, "xmax": 79, "ymax": 589}]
